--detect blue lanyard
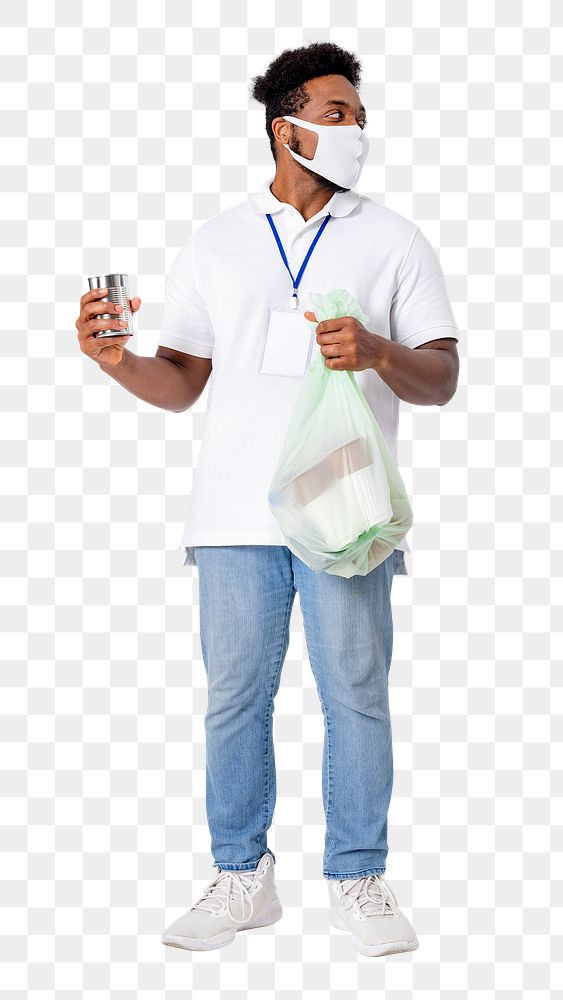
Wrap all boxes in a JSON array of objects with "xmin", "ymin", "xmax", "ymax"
[{"xmin": 266, "ymin": 211, "xmax": 332, "ymax": 308}]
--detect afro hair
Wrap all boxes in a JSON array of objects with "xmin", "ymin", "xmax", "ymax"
[{"xmin": 250, "ymin": 41, "xmax": 363, "ymax": 162}]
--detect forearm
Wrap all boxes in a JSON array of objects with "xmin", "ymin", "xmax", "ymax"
[
  {"xmin": 371, "ymin": 336, "xmax": 457, "ymax": 406},
  {"xmin": 98, "ymin": 348, "xmax": 196, "ymax": 412}
]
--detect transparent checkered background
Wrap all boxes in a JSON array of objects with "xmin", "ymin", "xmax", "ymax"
[{"xmin": 1, "ymin": 0, "xmax": 561, "ymax": 995}]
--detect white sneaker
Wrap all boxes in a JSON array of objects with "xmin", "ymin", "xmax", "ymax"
[
  {"xmin": 162, "ymin": 852, "xmax": 282, "ymax": 952},
  {"xmin": 328, "ymin": 873, "xmax": 419, "ymax": 958}
]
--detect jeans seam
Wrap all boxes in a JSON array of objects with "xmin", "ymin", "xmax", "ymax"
[
  {"xmin": 301, "ymin": 637, "xmax": 337, "ymax": 861},
  {"xmin": 320, "ymin": 687, "xmax": 337, "ymax": 859},
  {"xmin": 263, "ymin": 582, "xmax": 295, "ymax": 835}
]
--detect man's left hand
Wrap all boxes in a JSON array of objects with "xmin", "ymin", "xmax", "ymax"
[{"xmin": 303, "ymin": 311, "xmax": 385, "ymax": 372}]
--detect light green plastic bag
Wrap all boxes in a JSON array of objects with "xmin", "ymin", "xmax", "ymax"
[{"xmin": 267, "ymin": 288, "xmax": 413, "ymax": 578}]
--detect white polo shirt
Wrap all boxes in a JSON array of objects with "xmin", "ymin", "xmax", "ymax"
[{"xmin": 158, "ymin": 175, "xmax": 459, "ymax": 572}]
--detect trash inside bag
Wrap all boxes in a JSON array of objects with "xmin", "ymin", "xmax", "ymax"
[{"xmin": 267, "ymin": 288, "xmax": 413, "ymax": 578}]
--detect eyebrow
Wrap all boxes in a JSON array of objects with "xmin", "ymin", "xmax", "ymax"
[{"xmin": 322, "ymin": 99, "xmax": 367, "ymax": 114}]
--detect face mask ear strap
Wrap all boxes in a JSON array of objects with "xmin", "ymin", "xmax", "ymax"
[{"xmin": 282, "ymin": 115, "xmax": 320, "ymax": 133}]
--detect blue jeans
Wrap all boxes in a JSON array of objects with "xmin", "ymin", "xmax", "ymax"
[{"xmin": 193, "ymin": 544, "xmax": 398, "ymax": 880}]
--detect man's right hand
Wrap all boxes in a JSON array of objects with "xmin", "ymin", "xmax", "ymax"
[{"xmin": 76, "ymin": 288, "xmax": 142, "ymax": 368}]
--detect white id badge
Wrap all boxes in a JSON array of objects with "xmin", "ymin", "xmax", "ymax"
[{"xmin": 258, "ymin": 308, "xmax": 315, "ymax": 378}]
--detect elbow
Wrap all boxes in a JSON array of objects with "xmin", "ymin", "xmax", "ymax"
[
  {"xmin": 437, "ymin": 357, "xmax": 459, "ymax": 406},
  {"xmin": 438, "ymin": 376, "xmax": 458, "ymax": 406}
]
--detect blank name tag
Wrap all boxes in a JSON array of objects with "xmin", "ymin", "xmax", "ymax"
[{"xmin": 258, "ymin": 308, "xmax": 314, "ymax": 378}]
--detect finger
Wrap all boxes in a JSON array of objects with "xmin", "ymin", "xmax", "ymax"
[
  {"xmin": 314, "ymin": 318, "xmax": 346, "ymax": 336},
  {"xmin": 84, "ymin": 317, "xmax": 130, "ymax": 338},
  {"xmin": 317, "ymin": 333, "xmax": 344, "ymax": 346},
  {"xmin": 80, "ymin": 286, "xmax": 108, "ymax": 309},
  {"xmin": 129, "ymin": 296, "xmax": 141, "ymax": 313},
  {"xmin": 303, "ymin": 310, "xmax": 316, "ymax": 321},
  {"xmin": 321, "ymin": 343, "xmax": 345, "ymax": 358},
  {"xmin": 92, "ymin": 334, "xmax": 130, "ymax": 347},
  {"xmin": 324, "ymin": 356, "xmax": 346, "ymax": 370},
  {"xmin": 82, "ymin": 299, "xmax": 127, "ymax": 322}
]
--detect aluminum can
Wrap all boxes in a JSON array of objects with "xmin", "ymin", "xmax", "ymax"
[{"xmin": 87, "ymin": 273, "xmax": 134, "ymax": 337}]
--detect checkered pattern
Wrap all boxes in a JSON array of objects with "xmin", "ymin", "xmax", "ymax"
[{"xmin": 2, "ymin": 0, "xmax": 561, "ymax": 994}]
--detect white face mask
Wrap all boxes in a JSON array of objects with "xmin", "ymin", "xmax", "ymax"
[{"xmin": 281, "ymin": 114, "xmax": 369, "ymax": 189}]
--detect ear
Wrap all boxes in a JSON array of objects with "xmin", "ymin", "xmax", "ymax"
[{"xmin": 271, "ymin": 116, "xmax": 291, "ymax": 146}]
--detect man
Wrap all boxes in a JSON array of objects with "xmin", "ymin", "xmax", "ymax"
[{"xmin": 76, "ymin": 41, "xmax": 458, "ymax": 958}]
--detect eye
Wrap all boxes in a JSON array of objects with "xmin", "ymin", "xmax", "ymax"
[{"xmin": 327, "ymin": 110, "xmax": 367, "ymax": 128}]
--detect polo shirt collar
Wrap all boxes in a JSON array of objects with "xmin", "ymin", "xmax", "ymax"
[{"xmin": 251, "ymin": 174, "xmax": 360, "ymax": 219}]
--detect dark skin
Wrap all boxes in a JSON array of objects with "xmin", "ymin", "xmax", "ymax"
[{"xmin": 270, "ymin": 73, "xmax": 459, "ymax": 406}]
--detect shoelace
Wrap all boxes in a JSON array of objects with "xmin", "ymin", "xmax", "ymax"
[
  {"xmin": 191, "ymin": 868, "xmax": 262, "ymax": 924},
  {"xmin": 338, "ymin": 874, "xmax": 400, "ymax": 919}
]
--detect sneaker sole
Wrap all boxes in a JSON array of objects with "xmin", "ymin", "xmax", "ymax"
[
  {"xmin": 162, "ymin": 896, "xmax": 283, "ymax": 952},
  {"xmin": 330, "ymin": 911, "xmax": 419, "ymax": 958}
]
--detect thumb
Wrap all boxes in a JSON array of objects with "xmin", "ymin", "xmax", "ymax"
[
  {"xmin": 129, "ymin": 296, "xmax": 141, "ymax": 313},
  {"xmin": 303, "ymin": 310, "xmax": 317, "ymax": 322}
]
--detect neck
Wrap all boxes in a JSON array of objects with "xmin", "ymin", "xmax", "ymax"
[{"xmin": 269, "ymin": 171, "xmax": 334, "ymax": 222}]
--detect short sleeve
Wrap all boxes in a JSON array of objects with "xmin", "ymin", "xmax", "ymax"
[
  {"xmin": 158, "ymin": 234, "xmax": 214, "ymax": 358},
  {"xmin": 390, "ymin": 227, "xmax": 459, "ymax": 349}
]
